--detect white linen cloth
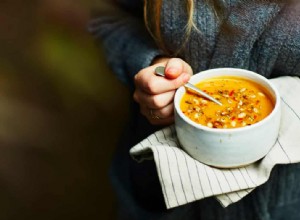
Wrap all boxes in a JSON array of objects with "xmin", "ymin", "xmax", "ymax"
[{"xmin": 130, "ymin": 76, "xmax": 300, "ymax": 209}]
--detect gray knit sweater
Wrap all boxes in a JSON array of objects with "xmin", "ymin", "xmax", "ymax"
[
  {"xmin": 89, "ymin": 1, "xmax": 300, "ymax": 218},
  {"xmin": 89, "ymin": 0, "xmax": 300, "ymax": 87}
]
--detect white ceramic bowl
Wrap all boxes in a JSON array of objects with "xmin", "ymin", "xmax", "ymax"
[{"xmin": 174, "ymin": 68, "xmax": 281, "ymax": 168}]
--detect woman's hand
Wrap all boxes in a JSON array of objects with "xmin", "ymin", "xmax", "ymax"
[{"xmin": 133, "ymin": 57, "xmax": 193, "ymax": 125}]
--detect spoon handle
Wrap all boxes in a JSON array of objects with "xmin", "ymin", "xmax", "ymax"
[
  {"xmin": 154, "ymin": 66, "xmax": 222, "ymax": 106},
  {"xmin": 154, "ymin": 66, "xmax": 166, "ymax": 77},
  {"xmin": 185, "ymin": 82, "xmax": 222, "ymax": 106}
]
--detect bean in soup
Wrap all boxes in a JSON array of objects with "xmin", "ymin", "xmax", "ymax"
[{"xmin": 180, "ymin": 76, "xmax": 274, "ymax": 129}]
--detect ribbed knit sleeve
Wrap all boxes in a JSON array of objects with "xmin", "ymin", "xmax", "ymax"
[{"xmin": 88, "ymin": 1, "xmax": 163, "ymax": 86}]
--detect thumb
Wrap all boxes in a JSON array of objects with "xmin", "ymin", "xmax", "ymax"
[{"xmin": 165, "ymin": 67, "xmax": 181, "ymax": 79}]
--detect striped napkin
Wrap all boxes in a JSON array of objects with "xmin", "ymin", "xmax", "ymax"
[{"xmin": 130, "ymin": 76, "xmax": 300, "ymax": 209}]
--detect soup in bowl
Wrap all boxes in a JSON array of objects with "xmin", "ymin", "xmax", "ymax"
[{"xmin": 174, "ymin": 68, "xmax": 281, "ymax": 168}]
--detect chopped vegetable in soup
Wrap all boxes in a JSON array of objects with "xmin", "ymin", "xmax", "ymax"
[{"xmin": 180, "ymin": 76, "xmax": 274, "ymax": 129}]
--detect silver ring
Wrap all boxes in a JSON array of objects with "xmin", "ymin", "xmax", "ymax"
[{"xmin": 149, "ymin": 109, "xmax": 160, "ymax": 120}]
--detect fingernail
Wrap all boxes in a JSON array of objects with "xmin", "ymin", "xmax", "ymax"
[{"xmin": 166, "ymin": 67, "xmax": 178, "ymax": 75}]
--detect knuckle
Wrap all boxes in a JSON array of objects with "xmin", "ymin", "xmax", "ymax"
[
  {"xmin": 143, "ymin": 77, "xmax": 156, "ymax": 94},
  {"xmin": 173, "ymin": 79, "xmax": 184, "ymax": 90},
  {"xmin": 134, "ymin": 73, "xmax": 139, "ymax": 82},
  {"xmin": 172, "ymin": 58, "xmax": 185, "ymax": 68},
  {"xmin": 169, "ymin": 57, "xmax": 182, "ymax": 64},
  {"xmin": 151, "ymin": 95, "xmax": 163, "ymax": 108},
  {"xmin": 140, "ymin": 107, "xmax": 148, "ymax": 118},
  {"xmin": 163, "ymin": 106, "xmax": 174, "ymax": 117},
  {"xmin": 186, "ymin": 64, "xmax": 193, "ymax": 76},
  {"xmin": 134, "ymin": 72, "xmax": 142, "ymax": 83},
  {"xmin": 135, "ymin": 68, "xmax": 147, "ymax": 83},
  {"xmin": 133, "ymin": 91, "xmax": 139, "ymax": 103}
]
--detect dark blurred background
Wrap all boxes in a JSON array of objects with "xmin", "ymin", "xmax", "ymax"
[{"xmin": 0, "ymin": 0, "xmax": 128, "ymax": 219}]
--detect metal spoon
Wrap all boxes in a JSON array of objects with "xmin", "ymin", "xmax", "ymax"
[{"xmin": 155, "ymin": 66, "xmax": 222, "ymax": 106}]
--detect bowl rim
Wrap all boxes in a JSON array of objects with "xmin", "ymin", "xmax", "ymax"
[{"xmin": 174, "ymin": 68, "xmax": 281, "ymax": 134}]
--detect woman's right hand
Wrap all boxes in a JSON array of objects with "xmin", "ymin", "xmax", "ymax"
[{"xmin": 133, "ymin": 57, "xmax": 193, "ymax": 125}]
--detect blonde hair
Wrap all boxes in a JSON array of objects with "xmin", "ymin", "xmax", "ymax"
[
  {"xmin": 144, "ymin": 0, "xmax": 198, "ymax": 55},
  {"xmin": 144, "ymin": 0, "xmax": 225, "ymax": 55}
]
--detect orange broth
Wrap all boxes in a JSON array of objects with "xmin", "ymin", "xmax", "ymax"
[{"xmin": 180, "ymin": 76, "xmax": 274, "ymax": 129}]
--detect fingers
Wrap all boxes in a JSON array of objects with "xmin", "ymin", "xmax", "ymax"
[
  {"xmin": 134, "ymin": 57, "xmax": 193, "ymax": 125},
  {"xmin": 134, "ymin": 83, "xmax": 176, "ymax": 125},
  {"xmin": 140, "ymin": 103, "xmax": 175, "ymax": 125},
  {"xmin": 133, "ymin": 90, "xmax": 175, "ymax": 109}
]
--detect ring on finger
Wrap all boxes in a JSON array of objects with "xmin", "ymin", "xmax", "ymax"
[{"xmin": 149, "ymin": 109, "xmax": 161, "ymax": 120}]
